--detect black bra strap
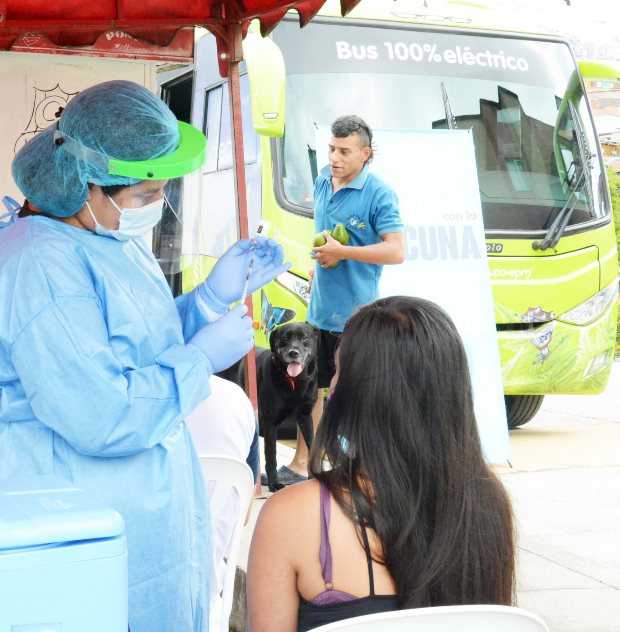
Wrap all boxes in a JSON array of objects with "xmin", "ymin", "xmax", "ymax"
[
  {"xmin": 358, "ymin": 521, "xmax": 375, "ymax": 596},
  {"xmin": 351, "ymin": 490, "xmax": 375, "ymax": 596}
]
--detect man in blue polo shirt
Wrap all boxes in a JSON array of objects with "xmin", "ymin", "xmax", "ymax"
[{"xmin": 280, "ymin": 115, "xmax": 405, "ymax": 484}]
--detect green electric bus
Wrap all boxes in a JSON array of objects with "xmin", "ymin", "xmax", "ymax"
[{"xmin": 159, "ymin": 4, "xmax": 618, "ymax": 429}]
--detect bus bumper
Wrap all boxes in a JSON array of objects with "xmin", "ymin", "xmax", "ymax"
[{"xmin": 500, "ymin": 299, "xmax": 618, "ymax": 395}]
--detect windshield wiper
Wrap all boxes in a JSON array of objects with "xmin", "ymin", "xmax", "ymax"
[
  {"xmin": 532, "ymin": 169, "xmax": 585, "ymax": 251},
  {"xmin": 569, "ymin": 102, "xmax": 594, "ymax": 215},
  {"xmin": 533, "ymin": 103, "xmax": 593, "ymax": 251},
  {"xmin": 441, "ymin": 82, "xmax": 457, "ymax": 130}
]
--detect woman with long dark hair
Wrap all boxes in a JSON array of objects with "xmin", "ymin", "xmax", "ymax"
[{"xmin": 247, "ymin": 296, "xmax": 515, "ymax": 632}]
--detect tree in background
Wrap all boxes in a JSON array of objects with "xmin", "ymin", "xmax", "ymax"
[{"xmin": 607, "ymin": 167, "xmax": 620, "ymax": 358}]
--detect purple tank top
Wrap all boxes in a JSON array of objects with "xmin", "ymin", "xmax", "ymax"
[
  {"xmin": 296, "ymin": 484, "xmax": 400, "ymax": 631},
  {"xmin": 311, "ymin": 483, "xmax": 378, "ymax": 605},
  {"xmin": 311, "ymin": 483, "xmax": 360, "ymax": 605}
]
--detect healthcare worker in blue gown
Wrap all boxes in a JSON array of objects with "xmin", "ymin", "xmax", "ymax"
[{"xmin": 0, "ymin": 80, "xmax": 288, "ymax": 631}]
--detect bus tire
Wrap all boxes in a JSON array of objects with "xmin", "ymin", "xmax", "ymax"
[{"xmin": 505, "ymin": 394, "xmax": 544, "ymax": 429}]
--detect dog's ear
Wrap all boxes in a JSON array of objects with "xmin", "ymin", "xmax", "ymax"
[
  {"xmin": 302, "ymin": 326, "xmax": 317, "ymax": 353},
  {"xmin": 269, "ymin": 326, "xmax": 281, "ymax": 353}
]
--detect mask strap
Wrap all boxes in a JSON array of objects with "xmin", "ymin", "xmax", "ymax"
[
  {"xmin": 85, "ymin": 201, "xmax": 100, "ymax": 230},
  {"xmin": 107, "ymin": 195, "xmax": 123, "ymax": 215}
]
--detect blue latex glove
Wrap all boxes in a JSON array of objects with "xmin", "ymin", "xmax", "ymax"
[
  {"xmin": 201, "ymin": 237, "xmax": 290, "ymax": 307},
  {"xmin": 188, "ymin": 304, "xmax": 254, "ymax": 372}
]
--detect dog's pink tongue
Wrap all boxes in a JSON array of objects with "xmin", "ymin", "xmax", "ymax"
[{"xmin": 287, "ymin": 362, "xmax": 304, "ymax": 378}]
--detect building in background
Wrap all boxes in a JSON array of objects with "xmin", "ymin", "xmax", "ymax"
[{"xmin": 403, "ymin": 1, "xmax": 620, "ymax": 170}]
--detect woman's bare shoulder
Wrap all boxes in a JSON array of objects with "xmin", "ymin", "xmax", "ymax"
[
  {"xmin": 256, "ymin": 479, "xmax": 321, "ymax": 530},
  {"xmin": 263, "ymin": 479, "xmax": 320, "ymax": 510}
]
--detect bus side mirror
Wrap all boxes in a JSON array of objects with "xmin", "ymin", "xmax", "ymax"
[
  {"xmin": 243, "ymin": 32, "xmax": 285, "ymax": 138},
  {"xmin": 578, "ymin": 60, "xmax": 620, "ymax": 82}
]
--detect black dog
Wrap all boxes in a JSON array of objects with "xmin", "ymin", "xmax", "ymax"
[
  {"xmin": 258, "ymin": 323, "xmax": 318, "ymax": 491},
  {"xmin": 217, "ymin": 322, "xmax": 319, "ymax": 491}
]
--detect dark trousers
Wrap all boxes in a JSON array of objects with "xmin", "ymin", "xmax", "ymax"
[
  {"xmin": 245, "ymin": 423, "xmax": 260, "ymax": 481},
  {"xmin": 316, "ymin": 328, "xmax": 341, "ymax": 389}
]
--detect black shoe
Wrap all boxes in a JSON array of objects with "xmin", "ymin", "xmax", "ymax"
[{"xmin": 260, "ymin": 465, "xmax": 308, "ymax": 487}]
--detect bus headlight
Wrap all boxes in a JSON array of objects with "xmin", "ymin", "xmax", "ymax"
[
  {"xmin": 559, "ymin": 282, "xmax": 618, "ymax": 325},
  {"xmin": 276, "ymin": 270, "xmax": 311, "ymax": 305}
]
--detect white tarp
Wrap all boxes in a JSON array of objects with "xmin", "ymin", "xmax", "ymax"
[
  {"xmin": 315, "ymin": 126, "xmax": 510, "ymax": 463},
  {"xmin": 374, "ymin": 129, "xmax": 510, "ymax": 464}
]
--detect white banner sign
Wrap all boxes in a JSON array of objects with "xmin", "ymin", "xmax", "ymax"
[
  {"xmin": 372, "ymin": 129, "xmax": 509, "ymax": 464},
  {"xmin": 314, "ymin": 127, "xmax": 510, "ymax": 463}
]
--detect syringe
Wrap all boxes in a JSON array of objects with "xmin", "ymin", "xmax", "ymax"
[{"xmin": 240, "ymin": 223, "xmax": 264, "ymax": 304}]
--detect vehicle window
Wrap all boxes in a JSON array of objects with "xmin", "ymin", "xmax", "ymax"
[
  {"xmin": 273, "ymin": 21, "xmax": 609, "ymax": 232},
  {"xmin": 188, "ymin": 74, "xmax": 261, "ymax": 261},
  {"xmin": 218, "ymin": 74, "xmax": 259, "ymax": 170},
  {"xmin": 204, "ymin": 86, "xmax": 223, "ymax": 173}
]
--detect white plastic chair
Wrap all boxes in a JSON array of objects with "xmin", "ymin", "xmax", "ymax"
[
  {"xmin": 200, "ymin": 454, "xmax": 254, "ymax": 632},
  {"xmin": 308, "ymin": 604, "xmax": 549, "ymax": 631}
]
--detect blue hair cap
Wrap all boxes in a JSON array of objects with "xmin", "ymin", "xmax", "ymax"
[{"xmin": 11, "ymin": 80, "xmax": 180, "ymax": 218}]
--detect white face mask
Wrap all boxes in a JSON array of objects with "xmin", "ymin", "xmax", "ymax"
[{"xmin": 86, "ymin": 195, "xmax": 164, "ymax": 241}]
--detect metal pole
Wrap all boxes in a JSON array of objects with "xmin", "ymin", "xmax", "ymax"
[{"xmin": 227, "ymin": 22, "xmax": 259, "ymax": 413}]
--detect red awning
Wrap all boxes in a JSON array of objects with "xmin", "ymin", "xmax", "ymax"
[{"xmin": 0, "ymin": 1, "xmax": 361, "ymax": 63}]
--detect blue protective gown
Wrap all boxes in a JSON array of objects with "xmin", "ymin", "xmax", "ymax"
[{"xmin": 0, "ymin": 216, "xmax": 214, "ymax": 631}]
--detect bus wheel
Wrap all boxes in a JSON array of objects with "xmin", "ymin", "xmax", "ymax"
[{"xmin": 504, "ymin": 395, "xmax": 544, "ymax": 430}]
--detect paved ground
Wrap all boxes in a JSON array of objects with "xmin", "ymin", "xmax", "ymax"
[
  {"xmin": 237, "ymin": 362, "xmax": 620, "ymax": 632},
  {"xmin": 503, "ymin": 362, "xmax": 620, "ymax": 632}
]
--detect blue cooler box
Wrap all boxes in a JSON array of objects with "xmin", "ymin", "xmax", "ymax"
[{"xmin": 0, "ymin": 478, "xmax": 127, "ymax": 632}]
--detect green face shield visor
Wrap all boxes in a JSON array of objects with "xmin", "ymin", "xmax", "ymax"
[{"xmin": 53, "ymin": 121, "xmax": 206, "ymax": 180}]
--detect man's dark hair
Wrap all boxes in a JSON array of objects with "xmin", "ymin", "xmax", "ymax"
[{"xmin": 331, "ymin": 115, "xmax": 373, "ymax": 163}]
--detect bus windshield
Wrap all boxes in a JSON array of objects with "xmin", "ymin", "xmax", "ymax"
[{"xmin": 272, "ymin": 20, "xmax": 610, "ymax": 233}]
